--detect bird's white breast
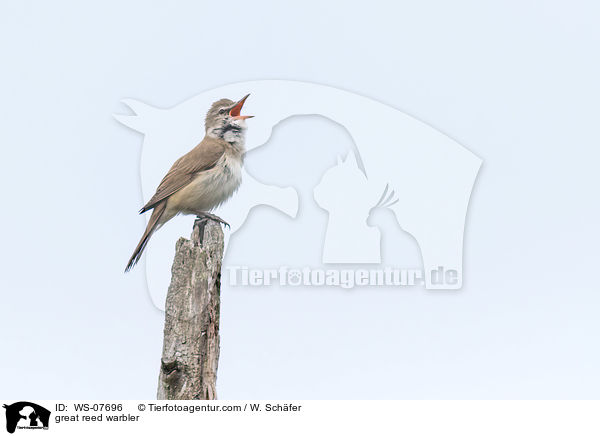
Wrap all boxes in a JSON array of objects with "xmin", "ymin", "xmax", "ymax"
[{"xmin": 168, "ymin": 152, "xmax": 243, "ymax": 215}]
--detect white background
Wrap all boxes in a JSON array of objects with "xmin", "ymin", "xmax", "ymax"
[{"xmin": 1, "ymin": 0, "xmax": 599, "ymax": 399}]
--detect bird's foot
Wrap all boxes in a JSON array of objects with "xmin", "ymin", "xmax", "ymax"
[{"xmin": 195, "ymin": 212, "xmax": 230, "ymax": 229}]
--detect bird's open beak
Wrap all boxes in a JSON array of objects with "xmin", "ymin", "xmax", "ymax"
[{"xmin": 229, "ymin": 94, "xmax": 254, "ymax": 120}]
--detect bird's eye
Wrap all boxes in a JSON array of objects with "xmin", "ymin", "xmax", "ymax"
[{"xmin": 219, "ymin": 109, "xmax": 226, "ymax": 115}]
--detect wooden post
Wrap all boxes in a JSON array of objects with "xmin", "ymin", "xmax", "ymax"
[{"xmin": 157, "ymin": 219, "xmax": 224, "ymax": 400}]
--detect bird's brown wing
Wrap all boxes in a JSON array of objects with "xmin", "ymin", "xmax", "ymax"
[{"xmin": 139, "ymin": 137, "xmax": 225, "ymax": 213}]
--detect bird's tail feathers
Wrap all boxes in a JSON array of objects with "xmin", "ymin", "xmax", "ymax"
[{"xmin": 125, "ymin": 202, "xmax": 166, "ymax": 272}]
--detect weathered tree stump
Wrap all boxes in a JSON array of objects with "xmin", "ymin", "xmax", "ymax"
[{"xmin": 157, "ymin": 219, "xmax": 224, "ymax": 400}]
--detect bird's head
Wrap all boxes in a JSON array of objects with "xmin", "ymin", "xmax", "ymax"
[{"xmin": 205, "ymin": 94, "xmax": 253, "ymax": 142}]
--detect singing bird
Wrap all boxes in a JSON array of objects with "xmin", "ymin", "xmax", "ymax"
[{"xmin": 125, "ymin": 94, "xmax": 253, "ymax": 272}]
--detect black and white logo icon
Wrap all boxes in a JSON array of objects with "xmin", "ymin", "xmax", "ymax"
[{"xmin": 3, "ymin": 402, "xmax": 50, "ymax": 434}]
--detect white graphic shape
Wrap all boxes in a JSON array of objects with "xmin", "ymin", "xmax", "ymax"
[
  {"xmin": 115, "ymin": 80, "xmax": 481, "ymax": 308},
  {"xmin": 314, "ymin": 151, "xmax": 383, "ymax": 263}
]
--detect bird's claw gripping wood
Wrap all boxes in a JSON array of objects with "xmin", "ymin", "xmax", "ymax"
[{"xmin": 195, "ymin": 213, "xmax": 230, "ymax": 229}]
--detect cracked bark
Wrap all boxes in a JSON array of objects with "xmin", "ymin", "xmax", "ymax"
[{"xmin": 157, "ymin": 219, "xmax": 223, "ymax": 400}]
